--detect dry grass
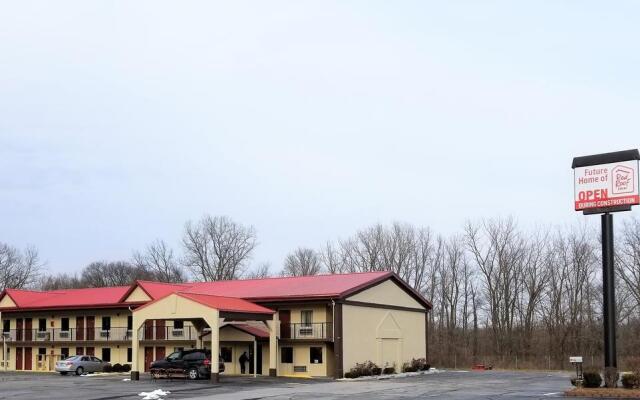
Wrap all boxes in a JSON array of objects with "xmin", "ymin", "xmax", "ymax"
[{"xmin": 565, "ymin": 388, "xmax": 640, "ymax": 398}]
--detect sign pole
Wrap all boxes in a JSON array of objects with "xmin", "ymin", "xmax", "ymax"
[
  {"xmin": 572, "ymin": 149, "xmax": 640, "ymax": 388},
  {"xmin": 601, "ymin": 212, "xmax": 617, "ymax": 379}
]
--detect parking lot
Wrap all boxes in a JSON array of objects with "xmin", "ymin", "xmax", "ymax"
[{"xmin": 0, "ymin": 370, "xmax": 583, "ymax": 400}]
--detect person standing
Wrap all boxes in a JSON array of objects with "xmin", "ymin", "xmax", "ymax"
[{"xmin": 239, "ymin": 351, "xmax": 249, "ymax": 374}]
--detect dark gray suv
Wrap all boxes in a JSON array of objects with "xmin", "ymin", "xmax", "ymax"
[{"xmin": 150, "ymin": 349, "xmax": 225, "ymax": 380}]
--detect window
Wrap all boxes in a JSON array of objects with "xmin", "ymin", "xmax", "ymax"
[
  {"xmin": 127, "ymin": 316, "xmax": 133, "ymax": 330},
  {"xmin": 310, "ymin": 347, "xmax": 323, "ymax": 364},
  {"xmin": 61, "ymin": 318, "xmax": 69, "ymax": 331},
  {"xmin": 92, "ymin": 357, "xmax": 102, "ymax": 363},
  {"xmin": 38, "ymin": 347, "xmax": 46, "ymax": 356},
  {"xmin": 173, "ymin": 320, "xmax": 184, "ymax": 330},
  {"xmin": 220, "ymin": 347, "xmax": 232, "ymax": 363},
  {"xmin": 281, "ymin": 347, "xmax": 293, "ymax": 363},
  {"xmin": 166, "ymin": 351, "xmax": 181, "ymax": 361},
  {"xmin": 61, "ymin": 348, "xmax": 69, "ymax": 359},
  {"xmin": 2, "ymin": 320, "xmax": 9, "ymax": 333},
  {"xmin": 301, "ymin": 310, "xmax": 313, "ymax": 325},
  {"xmin": 81, "ymin": 356, "xmax": 90, "ymax": 362},
  {"xmin": 183, "ymin": 351, "xmax": 205, "ymax": 361},
  {"xmin": 101, "ymin": 317, "xmax": 111, "ymax": 331},
  {"xmin": 127, "ymin": 348, "xmax": 132, "ymax": 363},
  {"xmin": 38, "ymin": 318, "xmax": 46, "ymax": 332}
]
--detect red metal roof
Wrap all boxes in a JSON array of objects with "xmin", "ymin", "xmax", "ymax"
[
  {"xmin": 176, "ymin": 292, "xmax": 273, "ymax": 314},
  {"xmin": 0, "ymin": 271, "xmax": 431, "ymax": 312},
  {"xmin": 131, "ymin": 271, "xmax": 393, "ymax": 302},
  {"xmin": 0, "ymin": 286, "xmax": 130, "ymax": 311}
]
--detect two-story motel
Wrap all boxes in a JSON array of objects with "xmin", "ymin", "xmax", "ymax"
[{"xmin": 0, "ymin": 271, "xmax": 431, "ymax": 381}]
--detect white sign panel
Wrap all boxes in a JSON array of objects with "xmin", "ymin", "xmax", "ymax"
[
  {"xmin": 569, "ymin": 356, "xmax": 583, "ymax": 363},
  {"xmin": 574, "ymin": 160, "xmax": 640, "ymax": 211}
]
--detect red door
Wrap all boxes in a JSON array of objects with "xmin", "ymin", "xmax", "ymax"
[
  {"xmin": 156, "ymin": 320, "xmax": 165, "ymax": 340},
  {"xmin": 24, "ymin": 347, "xmax": 32, "ymax": 370},
  {"xmin": 24, "ymin": 318, "xmax": 32, "ymax": 341},
  {"xmin": 76, "ymin": 347, "xmax": 84, "ymax": 356},
  {"xmin": 155, "ymin": 346, "xmax": 165, "ymax": 361},
  {"xmin": 144, "ymin": 320, "xmax": 154, "ymax": 340},
  {"xmin": 144, "ymin": 347, "xmax": 154, "ymax": 372},
  {"xmin": 16, "ymin": 319, "xmax": 23, "ymax": 341},
  {"xmin": 76, "ymin": 317, "xmax": 84, "ymax": 341},
  {"xmin": 86, "ymin": 317, "xmax": 95, "ymax": 341},
  {"xmin": 15, "ymin": 347, "xmax": 23, "ymax": 370},
  {"xmin": 279, "ymin": 310, "xmax": 291, "ymax": 339},
  {"xmin": 86, "ymin": 347, "xmax": 94, "ymax": 356}
]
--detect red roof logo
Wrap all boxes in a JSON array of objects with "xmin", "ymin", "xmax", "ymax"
[{"xmin": 611, "ymin": 165, "xmax": 634, "ymax": 195}]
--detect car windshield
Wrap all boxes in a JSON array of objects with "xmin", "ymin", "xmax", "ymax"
[
  {"xmin": 167, "ymin": 352, "xmax": 181, "ymax": 360},
  {"xmin": 64, "ymin": 356, "xmax": 80, "ymax": 361}
]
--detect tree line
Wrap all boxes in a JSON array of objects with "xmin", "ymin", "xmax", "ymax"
[{"xmin": 2, "ymin": 214, "xmax": 640, "ymax": 370}]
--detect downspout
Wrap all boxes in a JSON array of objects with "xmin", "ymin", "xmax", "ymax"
[{"xmin": 331, "ymin": 300, "xmax": 335, "ymax": 340}]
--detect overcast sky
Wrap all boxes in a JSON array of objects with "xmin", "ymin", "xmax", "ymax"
[{"xmin": 1, "ymin": 1, "xmax": 639, "ymax": 275}]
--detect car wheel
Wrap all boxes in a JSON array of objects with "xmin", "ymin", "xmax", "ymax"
[
  {"xmin": 187, "ymin": 367, "xmax": 199, "ymax": 380},
  {"xmin": 60, "ymin": 372, "xmax": 68, "ymax": 376},
  {"xmin": 75, "ymin": 367, "xmax": 84, "ymax": 376}
]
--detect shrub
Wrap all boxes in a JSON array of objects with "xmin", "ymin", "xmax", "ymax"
[
  {"xmin": 122, "ymin": 364, "xmax": 131, "ymax": 372},
  {"xmin": 371, "ymin": 367, "xmax": 382, "ymax": 375},
  {"xmin": 383, "ymin": 367, "xmax": 396, "ymax": 374},
  {"xmin": 344, "ymin": 371, "xmax": 359, "ymax": 379},
  {"xmin": 583, "ymin": 368, "xmax": 602, "ymax": 388},
  {"xmin": 353, "ymin": 361, "xmax": 379, "ymax": 377},
  {"xmin": 102, "ymin": 364, "xmax": 113, "ymax": 373},
  {"xmin": 402, "ymin": 363, "xmax": 418, "ymax": 373},
  {"xmin": 410, "ymin": 358, "xmax": 430, "ymax": 371},
  {"xmin": 621, "ymin": 373, "xmax": 640, "ymax": 389},
  {"xmin": 112, "ymin": 363, "xmax": 123, "ymax": 373}
]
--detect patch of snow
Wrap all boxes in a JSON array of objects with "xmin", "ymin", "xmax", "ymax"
[
  {"xmin": 123, "ymin": 378, "xmax": 131, "ymax": 381},
  {"xmin": 138, "ymin": 389, "xmax": 171, "ymax": 400},
  {"xmin": 339, "ymin": 368, "xmax": 447, "ymax": 381}
]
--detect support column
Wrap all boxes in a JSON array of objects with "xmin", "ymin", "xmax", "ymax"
[
  {"xmin": 130, "ymin": 316, "xmax": 141, "ymax": 381},
  {"xmin": 333, "ymin": 303, "xmax": 343, "ymax": 379},
  {"xmin": 267, "ymin": 313, "xmax": 278, "ymax": 377},
  {"xmin": 602, "ymin": 213, "xmax": 617, "ymax": 387},
  {"xmin": 253, "ymin": 339, "xmax": 257, "ymax": 378},
  {"xmin": 207, "ymin": 310, "xmax": 220, "ymax": 383}
]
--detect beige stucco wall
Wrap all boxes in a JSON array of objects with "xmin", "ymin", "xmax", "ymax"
[
  {"xmin": 342, "ymin": 305, "xmax": 425, "ymax": 372},
  {"xmin": 283, "ymin": 306, "xmax": 329, "ymax": 324},
  {"xmin": 348, "ymin": 279, "xmax": 423, "ymax": 309},
  {"xmin": 0, "ymin": 295, "xmax": 16, "ymax": 308},
  {"xmin": 125, "ymin": 287, "xmax": 151, "ymax": 302}
]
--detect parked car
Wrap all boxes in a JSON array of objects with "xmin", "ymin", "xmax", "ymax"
[
  {"xmin": 55, "ymin": 355, "xmax": 111, "ymax": 375},
  {"xmin": 149, "ymin": 349, "xmax": 225, "ymax": 380}
]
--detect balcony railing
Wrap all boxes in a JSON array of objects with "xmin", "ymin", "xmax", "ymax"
[
  {"xmin": 2, "ymin": 328, "xmax": 132, "ymax": 342},
  {"xmin": 279, "ymin": 323, "xmax": 333, "ymax": 341},
  {"xmin": 1, "ymin": 326, "xmax": 195, "ymax": 343},
  {"xmin": 137, "ymin": 325, "xmax": 196, "ymax": 341}
]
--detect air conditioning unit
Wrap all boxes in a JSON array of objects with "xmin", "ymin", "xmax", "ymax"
[
  {"xmin": 1, "ymin": 332, "xmax": 10, "ymax": 339},
  {"xmin": 99, "ymin": 330, "xmax": 110, "ymax": 338},
  {"xmin": 171, "ymin": 329, "xmax": 184, "ymax": 337},
  {"xmin": 36, "ymin": 331, "xmax": 49, "ymax": 339},
  {"xmin": 297, "ymin": 326, "xmax": 313, "ymax": 336},
  {"xmin": 59, "ymin": 331, "xmax": 70, "ymax": 339}
]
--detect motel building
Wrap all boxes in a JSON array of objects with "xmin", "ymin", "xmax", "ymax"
[{"xmin": 0, "ymin": 271, "xmax": 431, "ymax": 381}]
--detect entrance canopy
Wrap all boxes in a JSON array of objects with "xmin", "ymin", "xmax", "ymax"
[{"xmin": 130, "ymin": 291, "xmax": 274, "ymax": 382}]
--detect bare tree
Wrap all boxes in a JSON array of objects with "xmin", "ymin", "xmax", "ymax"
[
  {"xmin": 182, "ymin": 215, "xmax": 257, "ymax": 281},
  {"xmin": 0, "ymin": 243, "xmax": 42, "ymax": 290},
  {"xmin": 245, "ymin": 262, "xmax": 272, "ymax": 279},
  {"xmin": 282, "ymin": 247, "xmax": 323, "ymax": 276},
  {"xmin": 133, "ymin": 239, "xmax": 186, "ymax": 282},
  {"xmin": 80, "ymin": 261, "xmax": 154, "ymax": 287},
  {"xmin": 38, "ymin": 273, "xmax": 83, "ymax": 290},
  {"xmin": 617, "ymin": 217, "xmax": 640, "ymax": 308}
]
